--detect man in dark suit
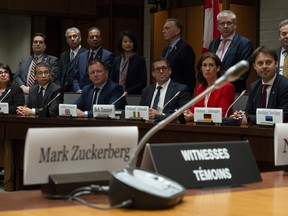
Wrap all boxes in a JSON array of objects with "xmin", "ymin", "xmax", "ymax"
[
  {"xmin": 231, "ymin": 46, "xmax": 288, "ymax": 124},
  {"xmin": 16, "ymin": 62, "xmax": 63, "ymax": 117},
  {"xmin": 14, "ymin": 33, "xmax": 61, "ymax": 94},
  {"xmin": 208, "ymin": 10, "xmax": 253, "ymax": 93},
  {"xmin": 276, "ymin": 19, "xmax": 288, "ymax": 76},
  {"xmin": 162, "ymin": 18, "xmax": 196, "ymax": 94},
  {"xmin": 60, "ymin": 27, "xmax": 87, "ymax": 92},
  {"xmin": 140, "ymin": 58, "xmax": 192, "ymax": 120},
  {"xmin": 76, "ymin": 59, "xmax": 126, "ymax": 118},
  {"xmin": 72, "ymin": 27, "xmax": 114, "ymax": 93}
]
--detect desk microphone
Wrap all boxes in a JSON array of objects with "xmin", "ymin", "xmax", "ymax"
[
  {"xmin": 108, "ymin": 60, "xmax": 250, "ymax": 209},
  {"xmin": 39, "ymin": 93, "xmax": 61, "ymax": 118},
  {"xmin": 224, "ymin": 90, "xmax": 246, "ymax": 118},
  {"xmin": 162, "ymin": 91, "xmax": 180, "ymax": 113},
  {"xmin": 0, "ymin": 89, "xmax": 11, "ymax": 103},
  {"xmin": 111, "ymin": 92, "xmax": 127, "ymax": 105}
]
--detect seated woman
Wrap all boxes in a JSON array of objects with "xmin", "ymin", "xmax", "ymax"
[
  {"xmin": 184, "ymin": 52, "xmax": 235, "ymax": 122},
  {"xmin": 0, "ymin": 63, "xmax": 25, "ymax": 114}
]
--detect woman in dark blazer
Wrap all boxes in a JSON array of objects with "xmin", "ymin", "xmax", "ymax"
[
  {"xmin": 110, "ymin": 30, "xmax": 147, "ymax": 95},
  {"xmin": 0, "ymin": 63, "xmax": 25, "ymax": 114}
]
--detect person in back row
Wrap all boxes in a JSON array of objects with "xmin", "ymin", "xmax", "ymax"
[
  {"xmin": 184, "ymin": 52, "xmax": 235, "ymax": 122},
  {"xmin": 75, "ymin": 59, "xmax": 126, "ymax": 118},
  {"xmin": 140, "ymin": 58, "xmax": 192, "ymax": 120}
]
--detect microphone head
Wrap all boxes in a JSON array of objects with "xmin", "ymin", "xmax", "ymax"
[{"xmin": 225, "ymin": 60, "xmax": 250, "ymax": 82}]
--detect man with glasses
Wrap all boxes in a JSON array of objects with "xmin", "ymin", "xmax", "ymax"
[
  {"xmin": 75, "ymin": 59, "xmax": 126, "ymax": 118},
  {"xmin": 140, "ymin": 58, "xmax": 192, "ymax": 120},
  {"xmin": 16, "ymin": 62, "xmax": 63, "ymax": 117},
  {"xmin": 72, "ymin": 27, "xmax": 114, "ymax": 93},
  {"xmin": 209, "ymin": 10, "xmax": 253, "ymax": 93},
  {"xmin": 276, "ymin": 19, "xmax": 288, "ymax": 77},
  {"xmin": 14, "ymin": 33, "xmax": 60, "ymax": 94},
  {"xmin": 60, "ymin": 27, "xmax": 87, "ymax": 92}
]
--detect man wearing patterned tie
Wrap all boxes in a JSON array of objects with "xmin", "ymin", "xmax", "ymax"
[
  {"xmin": 276, "ymin": 19, "xmax": 288, "ymax": 77},
  {"xmin": 209, "ymin": 10, "xmax": 254, "ymax": 93},
  {"xmin": 60, "ymin": 27, "xmax": 87, "ymax": 92},
  {"xmin": 140, "ymin": 58, "xmax": 192, "ymax": 120},
  {"xmin": 14, "ymin": 33, "xmax": 60, "ymax": 94},
  {"xmin": 72, "ymin": 27, "xmax": 114, "ymax": 93},
  {"xmin": 162, "ymin": 18, "xmax": 196, "ymax": 94},
  {"xmin": 230, "ymin": 46, "xmax": 288, "ymax": 124}
]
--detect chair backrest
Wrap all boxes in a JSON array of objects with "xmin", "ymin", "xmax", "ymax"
[{"xmin": 126, "ymin": 94, "xmax": 141, "ymax": 105}]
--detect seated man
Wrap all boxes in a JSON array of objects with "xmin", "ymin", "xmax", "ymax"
[
  {"xmin": 75, "ymin": 59, "xmax": 126, "ymax": 118},
  {"xmin": 140, "ymin": 58, "xmax": 192, "ymax": 120},
  {"xmin": 231, "ymin": 46, "xmax": 288, "ymax": 124},
  {"xmin": 16, "ymin": 62, "xmax": 63, "ymax": 117}
]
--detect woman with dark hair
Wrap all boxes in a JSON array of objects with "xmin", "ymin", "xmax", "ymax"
[
  {"xmin": 0, "ymin": 63, "xmax": 25, "ymax": 113},
  {"xmin": 184, "ymin": 52, "xmax": 235, "ymax": 121},
  {"xmin": 110, "ymin": 30, "xmax": 147, "ymax": 94}
]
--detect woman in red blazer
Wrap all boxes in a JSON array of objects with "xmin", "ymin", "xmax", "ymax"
[{"xmin": 184, "ymin": 52, "xmax": 235, "ymax": 121}]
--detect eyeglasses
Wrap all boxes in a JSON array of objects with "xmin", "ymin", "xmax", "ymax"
[
  {"xmin": 0, "ymin": 71, "xmax": 9, "ymax": 76},
  {"xmin": 218, "ymin": 21, "xmax": 235, "ymax": 28},
  {"xmin": 66, "ymin": 35, "xmax": 79, "ymax": 40},
  {"xmin": 36, "ymin": 71, "xmax": 50, "ymax": 76},
  {"xmin": 153, "ymin": 66, "xmax": 169, "ymax": 73}
]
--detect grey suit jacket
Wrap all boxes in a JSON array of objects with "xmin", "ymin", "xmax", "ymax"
[
  {"xmin": 14, "ymin": 53, "xmax": 61, "ymax": 87},
  {"xmin": 27, "ymin": 82, "xmax": 63, "ymax": 117}
]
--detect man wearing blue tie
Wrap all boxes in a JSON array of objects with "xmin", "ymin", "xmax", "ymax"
[{"xmin": 75, "ymin": 59, "xmax": 126, "ymax": 118}]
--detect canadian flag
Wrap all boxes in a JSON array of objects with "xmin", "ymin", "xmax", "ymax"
[{"xmin": 202, "ymin": 0, "xmax": 220, "ymax": 53}]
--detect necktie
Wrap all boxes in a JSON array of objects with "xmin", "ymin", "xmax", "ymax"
[
  {"xmin": 261, "ymin": 84, "xmax": 269, "ymax": 108},
  {"xmin": 88, "ymin": 51, "xmax": 95, "ymax": 63},
  {"xmin": 70, "ymin": 51, "xmax": 74, "ymax": 62},
  {"xmin": 28, "ymin": 57, "xmax": 38, "ymax": 87},
  {"xmin": 37, "ymin": 87, "xmax": 44, "ymax": 108},
  {"xmin": 283, "ymin": 51, "xmax": 288, "ymax": 78},
  {"xmin": 92, "ymin": 87, "xmax": 100, "ymax": 108},
  {"xmin": 152, "ymin": 86, "xmax": 162, "ymax": 110},
  {"xmin": 164, "ymin": 46, "xmax": 172, "ymax": 58},
  {"xmin": 218, "ymin": 39, "xmax": 228, "ymax": 61}
]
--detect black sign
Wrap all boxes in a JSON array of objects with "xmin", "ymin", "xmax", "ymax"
[{"xmin": 141, "ymin": 141, "xmax": 262, "ymax": 188}]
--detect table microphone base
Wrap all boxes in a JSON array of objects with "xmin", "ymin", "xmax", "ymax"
[{"xmin": 109, "ymin": 168, "xmax": 186, "ymax": 209}]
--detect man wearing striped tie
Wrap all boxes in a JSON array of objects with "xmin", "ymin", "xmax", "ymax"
[{"xmin": 14, "ymin": 33, "xmax": 60, "ymax": 94}]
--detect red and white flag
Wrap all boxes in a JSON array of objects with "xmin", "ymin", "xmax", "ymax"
[{"xmin": 202, "ymin": 0, "xmax": 220, "ymax": 53}]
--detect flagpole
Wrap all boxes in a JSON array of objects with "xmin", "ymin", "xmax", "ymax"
[{"xmin": 222, "ymin": 0, "xmax": 230, "ymax": 10}]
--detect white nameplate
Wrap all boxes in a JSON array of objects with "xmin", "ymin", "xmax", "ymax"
[
  {"xmin": 0, "ymin": 102, "xmax": 9, "ymax": 114},
  {"xmin": 24, "ymin": 126, "xmax": 138, "ymax": 185},
  {"xmin": 194, "ymin": 107, "xmax": 222, "ymax": 123},
  {"xmin": 256, "ymin": 108, "xmax": 283, "ymax": 125},
  {"xmin": 274, "ymin": 123, "xmax": 288, "ymax": 166},
  {"xmin": 59, "ymin": 104, "xmax": 77, "ymax": 117},
  {"xmin": 93, "ymin": 104, "xmax": 115, "ymax": 118},
  {"xmin": 125, "ymin": 105, "xmax": 149, "ymax": 120}
]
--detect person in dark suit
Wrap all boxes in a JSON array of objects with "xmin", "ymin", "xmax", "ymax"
[
  {"xmin": 208, "ymin": 10, "xmax": 253, "ymax": 93},
  {"xmin": 162, "ymin": 18, "xmax": 196, "ymax": 94},
  {"xmin": 110, "ymin": 30, "xmax": 147, "ymax": 94},
  {"xmin": 231, "ymin": 46, "xmax": 288, "ymax": 124},
  {"xmin": 0, "ymin": 63, "xmax": 25, "ymax": 114},
  {"xmin": 60, "ymin": 27, "xmax": 87, "ymax": 92},
  {"xmin": 184, "ymin": 53, "xmax": 235, "ymax": 122},
  {"xmin": 16, "ymin": 62, "xmax": 63, "ymax": 117},
  {"xmin": 72, "ymin": 27, "xmax": 114, "ymax": 93},
  {"xmin": 14, "ymin": 33, "xmax": 61, "ymax": 94},
  {"xmin": 76, "ymin": 59, "xmax": 126, "ymax": 118},
  {"xmin": 140, "ymin": 58, "xmax": 192, "ymax": 120},
  {"xmin": 276, "ymin": 19, "xmax": 288, "ymax": 76}
]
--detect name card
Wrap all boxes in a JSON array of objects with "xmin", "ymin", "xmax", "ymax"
[
  {"xmin": 0, "ymin": 102, "xmax": 9, "ymax": 114},
  {"xmin": 194, "ymin": 107, "xmax": 222, "ymax": 123},
  {"xmin": 24, "ymin": 126, "xmax": 138, "ymax": 185},
  {"xmin": 141, "ymin": 141, "xmax": 261, "ymax": 188},
  {"xmin": 256, "ymin": 108, "xmax": 283, "ymax": 125},
  {"xmin": 59, "ymin": 104, "xmax": 77, "ymax": 117},
  {"xmin": 125, "ymin": 105, "xmax": 149, "ymax": 120},
  {"xmin": 274, "ymin": 123, "xmax": 288, "ymax": 166},
  {"xmin": 93, "ymin": 104, "xmax": 115, "ymax": 118}
]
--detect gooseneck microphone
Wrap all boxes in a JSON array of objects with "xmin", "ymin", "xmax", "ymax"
[
  {"xmin": 0, "ymin": 89, "xmax": 11, "ymax": 103},
  {"xmin": 109, "ymin": 60, "xmax": 250, "ymax": 209},
  {"xmin": 111, "ymin": 92, "xmax": 127, "ymax": 105},
  {"xmin": 46, "ymin": 93, "xmax": 61, "ymax": 107},
  {"xmin": 39, "ymin": 92, "xmax": 61, "ymax": 118},
  {"xmin": 161, "ymin": 91, "xmax": 180, "ymax": 113},
  {"xmin": 224, "ymin": 90, "xmax": 246, "ymax": 118}
]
